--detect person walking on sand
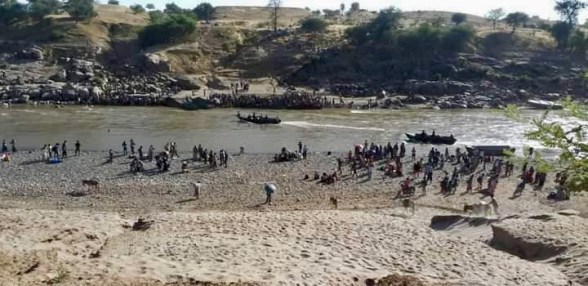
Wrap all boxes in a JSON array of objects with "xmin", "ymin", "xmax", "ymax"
[
  {"xmin": 421, "ymin": 178, "xmax": 428, "ymax": 195},
  {"xmin": 264, "ymin": 183, "xmax": 276, "ymax": 205},
  {"xmin": 52, "ymin": 143, "xmax": 60, "ymax": 159},
  {"xmin": 298, "ymin": 141, "xmax": 303, "ymax": 153},
  {"xmin": 411, "ymin": 147, "xmax": 416, "ymax": 161},
  {"xmin": 61, "ymin": 140, "xmax": 68, "ymax": 158},
  {"xmin": 74, "ymin": 140, "xmax": 81, "ymax": 156},
  {"xmin": 192, "ymin": 181, "xmax": 202, "ymax": 198},
  {"xmin": 122, "ymin": 141, "xmax": 128, "ymax": 156},
  {"xmin": 337, "ymin": 158, "xmax": 343, "ymax": 175},
  {"xmin": 9, "ymin": 139, "xmax": 16, "ymax": 153},
  {"xmin": 477, "ymin": 173, "xmax": 485, "ymax": 191},
  {"xmin": 302, "ymin": 145, "xmax": 308, "ymax": 160},
  {"xmin": 108, "ymin": 149, "xmax": 114, "ymax": 163},
  {"xmin": 1, "ymin": 140, "xmax": 7, "ymax": 153},
  {"xmin": 148, "ymin": 145, "xmax": 154, "ymax": 162},
  {"xmin": 466, "ymin": 174, "xmax": 474, "ymax": 193},
  {"xmin": 130, "ymin": 139, "xmax": 136, "ymax": 155}
]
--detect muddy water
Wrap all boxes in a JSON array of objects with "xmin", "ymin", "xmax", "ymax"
[{"xmin": 0, "ymin": 106, "xmax": 564, "ymax": 155}]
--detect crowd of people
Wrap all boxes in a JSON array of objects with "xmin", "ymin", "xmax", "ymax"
[
  {"xmin": 294, "ymin": 139, "xmax": 562, "ymax": 204},
  {"xmin": 209, "ymin": 92, "xmax": 343, "ymax": 109},
  {"xmin": 1, "ymin": 139, "xmax": 82, "ymax": 162},
  {"xmin": 1, "ymin": 133, "xmax": 569, "ymax": 208}
]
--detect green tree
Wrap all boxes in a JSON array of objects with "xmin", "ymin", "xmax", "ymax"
[
  {"xmin": 569, "ymin": 29, "xmax": 588, "ymax": 58},
  {"xmin": 164, "ymin": 2, "xmax": 183, "ymax": 14},
  {"xmin": 28, "ymin": 0, "xmax": 61, "ymax": 20},
  {"xmin": 551, "ymin": 21, "xmax": 573, "ymax": 48},
  {"xmin": 451, "ymin": 13, "xmax": 467, "ymax": 25},
  {"xmin": 346, "ymin": 7, "xmax": 402, "ymax": 44},
  {"xmin": 130, "ymin": 4, "xmax": 145, "ymax": 14},
  {"xmin": 0, "ymin": 2, "xmax": 27, "ymax": 25},
  {"xmin": 486, "ymin": 8, "xmax": 505, "ymax": 30},
  {"xmin": 440, "ymin": 25, "xmax": 475, "ymax": 55},
  {"xmin": 63, "ymin": 0, "xmax": 95, "ymax": 21},
  {"xmin": 146, "ymin": 3, "xmax": 154, "ymax": 10},
  {"xmin": 300, "ymin": 17, "xmax": 328, "ymax": 33},
  {"xmin": 340, "ymin": 3, "xmax": 345, "ymax": 13},
  {"xmin": 193, "ymin": 2, "xmax": 214, "ymax": 23},
  {"xmin": 350, "ymin": 2, "xmax": 360, "ymax": 12},
  {"xmin": 148, "ymin": 10, "xmax": 168, "ymax": 23},
  {"xmin": 507, "ymin": 99, "xmax": 588, "ymax": 194},
  {"xmin": 139, "ymin": 14, "xmax": 196, "ymax": 47},
  {"xmin": 267, "ymin": 0, "xmax": 281, "ymax": 32},
  {"xmin": 555, "ymin": 0, "xmax": 586, "ymax": 25},
  {"xmin": 107, "ymin": 0, "xmax": 119, "ymax": 5},
  {"xmin": 505, "ymin": 12, "xmax": 529, "ymax": 33}
]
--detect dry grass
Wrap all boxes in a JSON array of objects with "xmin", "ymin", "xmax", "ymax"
[
  {"xmin": 93, "ymin": 4, "xmax": 149, "ymax": 26},
  {"xmin": 213, "ymin": 6, "xmax": 310, "ymax": 27}
]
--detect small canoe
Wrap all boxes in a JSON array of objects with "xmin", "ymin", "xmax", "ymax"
[{"xmin": 527, "ymin": 99, "xmax": 563, "ymax": 110}]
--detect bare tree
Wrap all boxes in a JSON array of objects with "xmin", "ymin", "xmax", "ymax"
[
  {"xmin": 486, "ymin": 8, "xmax": 505, "ymax": 30},
  {"xmin": 267, "ymin": 0, "xmax": 281, "ymax": 32}
]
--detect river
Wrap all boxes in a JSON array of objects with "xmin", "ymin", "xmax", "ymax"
[{"xmin": 0, "ymin": 106, "xmax": 570, "ymax": 155}]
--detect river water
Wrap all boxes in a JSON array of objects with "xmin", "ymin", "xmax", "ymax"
[{"xmin": 0, "ymin": 106, "xmax": 569, "ymax": 155}]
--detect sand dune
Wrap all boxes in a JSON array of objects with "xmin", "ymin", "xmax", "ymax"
[{"xmin": 0, "ymin": 208, "xmax": 570, "ymax": 285}]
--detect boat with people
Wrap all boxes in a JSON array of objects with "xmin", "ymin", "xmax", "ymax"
[
  {"xmin": 527, "ymin": 99, "xmax": 563, "ymax": 110},
  {"xmin": 405, "ymin": 131, "xmax": 457, "ymax": 145},
  {"xmin": 237, "ymin": 112, "xmax": 281, "ymax": 125}
]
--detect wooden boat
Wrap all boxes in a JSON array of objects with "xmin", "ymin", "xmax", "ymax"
[
  {"xmin": 237, "ymin": 113, "xmax": 281, "ymax": 124},
  {"xmin": 182, "ymin": 98, "xmax": 211, "ymax": 110},
  {"xmin": 466, "ymin": 145, "xmax": 515, "ymax": 157},
  {"xmin": 527, "ymin": 99, "xmax": 563, "ymax": 110},
  {"xmin": 405, "ymin": 133, "xmax": 457, "ymax": 145}
]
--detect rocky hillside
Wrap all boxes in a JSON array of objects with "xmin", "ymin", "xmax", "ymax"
[{"xmin": 1, "ymin": 5, "xmax": 586, "ymax": 104}]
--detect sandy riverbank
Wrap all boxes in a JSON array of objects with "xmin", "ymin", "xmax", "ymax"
[{"xmin": 0, "ymin": 148, "xmax": 586, "ymax": 285}]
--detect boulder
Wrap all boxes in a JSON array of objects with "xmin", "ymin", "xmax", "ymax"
[
  {"xmin": 49, "ymin": 69, "xmax": 67, "ymax": 82},
  {"xmin": 143, "ymin": 53, "xmax": 172, "ymax": 73},
  {"xmin": 174, "ymin": 75, "xmax": 201, "ymax": 90},
  {"xmin": 15, "ymin": 47, "xmax": 43, "ymax": 61}
]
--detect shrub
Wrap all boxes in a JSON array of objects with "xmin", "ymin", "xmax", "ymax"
[
  {"xmin": 451, "ymin": 13, "xmax": 467, "ymax": 25},
  {"xmin": 64, "ymin": 0, "xmax": 96, "ymax": 21},
  {"xmin": 300, "ymin": 17, "xmax": 328, "ymax": 33},
  {"xmin": 139, "ymin": 14, "xmax": 196, "ymax": 47},
  {"xmin": 193, "ymin": 2, "xmax": 214, "ymax": 22},
  {"xmin": 130, "ymin": 4, "xmax": 145, "ymax": 14}
]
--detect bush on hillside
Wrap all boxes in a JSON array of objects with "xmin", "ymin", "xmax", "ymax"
[
  {"xmin": 148, "ymin": 10, "xmax": 169, "ymax": 24},
  {"xmin": 451, "ymin": 13, "xmax": 467, "ymax": 25},
  {"xmin": 63, "ymin": 0, "xmax": 95, "ymax": 21},
  {"xmin": 193, "ymin": 2, "xmax": 214, "ymax": 22},
  {"xmin": 139, "ymin": 14, "xmax": 196, "ymax": 47},
  {"xmin": 551, "ymin": 21, "xmax": 573, "ymax": 48},
  {"xmin": 130, "ymin": 4, "xmax": 145, "ymax": 14},
  {"xmin": 28, "ymin": 0, "xmax": 61, "ymax": 20},
  {"xmin": 346, "ymin": 7, "xmax": 474, "ymax": 62},
  {"xmin": 346, "ymin": 7, "xmax": 403, "ymax": 44},
  {"xmin": 0, "ymin": 3, "xmax": 28, "ymax": 25},
  {"xmin": 300, "ymin": 17, "xmax": 328, "ymax": 33}
]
